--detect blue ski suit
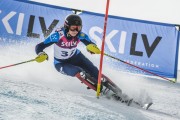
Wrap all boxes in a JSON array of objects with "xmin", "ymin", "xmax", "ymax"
[{"xmin": 35, "ymin": 27, "xmax": 99, "ymax": 83}]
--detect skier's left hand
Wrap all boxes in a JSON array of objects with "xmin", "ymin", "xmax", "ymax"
[
  {"xmin": 35, "ymin": 52, "xmax": 48, "ymax": 63},
  {"xmin": 86, "ymin": 44, "xmax": 100, "ymax": 54}
]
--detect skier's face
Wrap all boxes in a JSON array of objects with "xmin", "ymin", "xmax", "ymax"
[
  {"xmin": 69, "ymin": 25, "xmax": 82, "ymax": 31},
  {"xmin": 68, "ymin": 25, "xmax": 81, "ymax": 36}
]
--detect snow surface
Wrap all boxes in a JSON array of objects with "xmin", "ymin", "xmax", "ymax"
[
  {"xmin": 0, "ymin": 74, "xmax": 180, "ymax": 120},
  {"xmin": 0, "ymin": 43, "xmax": 180, "ymax": 120}
]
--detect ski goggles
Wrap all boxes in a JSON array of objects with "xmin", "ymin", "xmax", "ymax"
[{"xmin": 69, "ymin": 25, "xmax": 82, "ymax": 32}]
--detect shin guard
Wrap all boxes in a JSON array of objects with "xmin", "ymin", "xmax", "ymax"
[{"xmin": 75, "ymin": 71, "xmax": 97, "ymax": 91}]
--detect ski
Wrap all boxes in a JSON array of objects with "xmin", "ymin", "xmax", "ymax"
[
  {"xmin": 109, "ymin": 95, "xmax": 152, "ymax": 110},
  {"xmin": 142, "ymin": 102, "xmax": 153, "ymax": 110},
  {"xmin": 100, "ymin": 74, "xmax": 153, "ymax": 110},
  {"xmin": 127, "ymin": 98, "xmax": 133, "ymax": 106},
  {"xmin": 131, "ymin": 101, "xmax": 153, "ymax": 110}
]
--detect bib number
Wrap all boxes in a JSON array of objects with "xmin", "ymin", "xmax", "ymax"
[{"xmin": 61, "ymin": 49, "xmax": 75, "ymax": 57}]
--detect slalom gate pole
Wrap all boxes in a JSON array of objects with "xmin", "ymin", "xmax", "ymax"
[
  {"xmin": 96, "ymin": 0, "xmax": 110, "ymax": 98},
  {"xmin": 0, "ymin": 59, "xmax": 36, "ymax": 70},
  {"xmin": 103, "ymin": 53, "xmax": 175, "ymax": 83}
]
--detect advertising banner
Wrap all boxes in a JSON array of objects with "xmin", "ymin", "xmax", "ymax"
[{"xmin": 0, "ymin": 0, "xmax": 179, "ymax": 79}]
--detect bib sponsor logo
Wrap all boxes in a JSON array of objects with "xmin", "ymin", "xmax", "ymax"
[{"xmin": 61, "ymin": 41, "xmax": 77, "ymax": 47}]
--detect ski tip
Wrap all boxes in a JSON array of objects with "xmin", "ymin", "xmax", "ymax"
[{"xmin": 144, "ymin": 102, "xmax": 153, "ymax": 110}]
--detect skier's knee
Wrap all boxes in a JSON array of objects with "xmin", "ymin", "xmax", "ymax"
[
  {"xmin": 75, "ymin": 71, "xmax": 86, "ymax": 79},
  {"xmin": 75, "ymin": 71, "xmax": 97, "ymax": 91},
  {"xmin": 79, "ymin": 71, "xmax": 86, "ymax": 79}
]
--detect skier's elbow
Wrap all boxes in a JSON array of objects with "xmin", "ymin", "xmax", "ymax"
[{"xmin": 35, "ymin": 42, "xmax": 44, "ymax": 55}]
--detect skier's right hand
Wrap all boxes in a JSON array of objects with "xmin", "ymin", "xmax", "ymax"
[{"xmin": 35, "ymin": 52, "xmax": 48, "ymax": 63}]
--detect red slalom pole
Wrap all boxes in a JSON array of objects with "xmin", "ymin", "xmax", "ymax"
[{"xmin": 96, "ymin": 0, "xmax": 110, "ymax": 97}]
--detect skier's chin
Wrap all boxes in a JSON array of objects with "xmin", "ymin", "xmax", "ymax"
[
  {"xmin": 71, "ymin": 34, "xmax": 77, "ymax": 37},
  {"xmin": 69, "ymin": 32, "xmax": 78, "ymax": 37}
]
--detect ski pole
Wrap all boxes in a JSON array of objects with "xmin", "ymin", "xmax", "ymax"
[
  {"xmin": 0, "ymin": 59, "xmax": 36, "ymax": 70},
  {"xmin": 0, "ymin": 53, "xmax": 47, "ymax": 70},
  {"xmin": 86, "ymin": 44, "xmax": 176, "ymax": 83}
]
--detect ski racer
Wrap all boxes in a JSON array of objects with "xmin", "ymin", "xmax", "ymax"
[{"xmin": 35, "ymin": 14, "xmax": 130, "ymax": 103}]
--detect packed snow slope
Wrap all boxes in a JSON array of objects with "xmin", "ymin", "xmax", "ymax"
[
  {"xmin": 0, "ymin": 43, "xmax": 180, "ymax": 120},
  {"xmin": 0, "ymin": 76, "xmax": 180, "ymax": 120}
]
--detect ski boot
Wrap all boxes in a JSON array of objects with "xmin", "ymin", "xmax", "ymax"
[{"xmin": 101, "ymin": 76, "xmax": 133, "ymax": 106}]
